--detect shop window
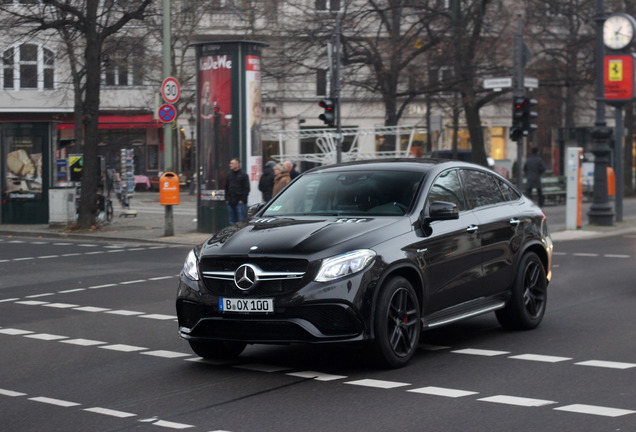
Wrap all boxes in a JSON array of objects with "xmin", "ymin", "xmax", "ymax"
[{"xmin": 1, "ymin": 43, "xmax": 55, "ymax": 90}]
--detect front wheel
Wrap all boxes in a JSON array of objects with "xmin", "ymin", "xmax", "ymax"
[
  {"xmin": 372, "ymin": 276, "xmax": 421, "ymax": 368},
  {"xmin": 496, "ymin": 252, "xmax": 547, "ymax": 330},
  {"xmin": 188, "ymin": 339, "xmax": 246, "ymax": 360}
]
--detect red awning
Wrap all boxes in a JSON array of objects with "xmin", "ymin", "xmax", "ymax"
[{"xmin": 57, "ymin": 114, "xmax": 162, "ymax": 130}]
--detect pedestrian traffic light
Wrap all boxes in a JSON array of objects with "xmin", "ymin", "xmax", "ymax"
[
  {"xmin": 510, "ymin": 96, "xmax": 525, "ymax": 140},
  {"xmin": 521, "ymin": 97, "xmax": 538, "ymax": 134},
  {"xmin": 318, "ymin": 98, "xmax": 335, "ymax": 127}
]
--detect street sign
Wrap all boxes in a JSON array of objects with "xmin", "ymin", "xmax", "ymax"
[
  {"xmin": 158, "ymin": 104, "xmax": 177, "ymax": 123},
  {"xmin": 524, "ymin": 77, "xmax": 539, "ymax": 89},
  {"xmin": 161, "ymin": 77, "xmax": 180, "ymax": 104},
  {"xmin": 483, "ymin": 77, "xmax": 512, "ymax": 90}
]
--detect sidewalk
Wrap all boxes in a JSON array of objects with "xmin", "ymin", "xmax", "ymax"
[
  {"xmin": 0, "ymin": 190, "xmax": 210, "ymax": 246},
  {"xmin": 1, "ymin": 191, "xmax": 636, "ymax": 245}
]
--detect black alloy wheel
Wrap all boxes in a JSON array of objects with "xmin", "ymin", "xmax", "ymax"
[
  {"xmin": 496, "ymin": 251, "xmax": 547, "ymax": 330},
  {"xmin": 372, "ymin": 276, "xmax": 421, "ymax": 368}
]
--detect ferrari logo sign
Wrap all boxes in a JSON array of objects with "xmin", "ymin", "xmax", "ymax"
[{"xmin": 604, "ymin": 55, "xmax": 635, "ymax": 103}]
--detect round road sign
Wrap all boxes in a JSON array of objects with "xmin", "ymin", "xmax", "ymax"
[
  {"xmin": 161, "ymin": 77, "xmax": 180, "ymax": 104},
  {"xmin": 158, "ymin": 104, "xmax": 177, "ymax": 123}
]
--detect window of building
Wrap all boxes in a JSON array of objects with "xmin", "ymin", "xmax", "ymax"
[
  {"xmin": 103, "ymin": 39, "xmax": 144, "ymax": 87},
  {"xmin": 490, "ymin": 126, "xmax": 506, "ymax": 160},
  {"xmin": 1, "ymin": 43, "xmax": 55, "ymax": 90}
]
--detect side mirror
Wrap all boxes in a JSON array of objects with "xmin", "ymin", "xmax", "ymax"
[
  {"xmin": 420, "ymin": 201, "xmax": 459, "ymax": 225},
  {"xmin": 247, "ymin": 202, "xmax": 265, "ymax": 218}
]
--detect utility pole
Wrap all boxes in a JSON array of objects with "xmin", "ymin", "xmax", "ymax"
[
  {"xmin": 334, "ymin": 9, "xmax": 342, "ymax": 163},
  {"xmin": 162, "ymin": 0, "xmax": 174, "ymax": 236},
  {"xmin": 513, "ymin": 13, "xmax": 525, "ymax": 190}
]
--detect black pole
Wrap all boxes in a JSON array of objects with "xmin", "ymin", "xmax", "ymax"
[
  {"xmin": 514, "ymin": 13, "xmax": 524, "ymax": 190},
  {"xmin": 588, "ymin": 0, "xmax": 614, "ymax": 226}
]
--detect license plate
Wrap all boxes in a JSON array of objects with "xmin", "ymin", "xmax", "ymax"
[{"xmin": 219, "ymin": 298, "xmax": 274, "ymax": 313}]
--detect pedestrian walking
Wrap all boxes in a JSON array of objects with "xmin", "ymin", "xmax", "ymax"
[
  {"xmin": 524, "ymin": 147, "xmax": 547, "ymax": 207},
  {"xmin": 272, "ymin": 163, "xmax": 291, "ymax": 196},
  {"xmin": 258, "ymin": 161, "xmax": 276, "ymax": 202},
  {"xmin": 225, "ymin": 158, "xmax": 250, "ymax": 224},
  {"xmin": 284, "ymin": 160, "xmax": 299, "ymax": 179}
]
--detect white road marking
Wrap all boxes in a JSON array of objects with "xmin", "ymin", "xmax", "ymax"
[
  {"xmin": 28, "ymin": 396, "xmax": 80, "ymax": 407},
  {"xmin": 604, "ymin": 254, "xmax": 631, "ymax": 258},
  {"xmin": 59, "ymin": 289, "xmax": 86, "ymax": 294},
  {"xmin": 25, "ymin": 293, "xmax": 54, "ymax": 298},
  {"xmin": 38, "ymin": 255, "xmax": 59, "ymax": 259},
  {"xmin": 141, "ymin": 314, "xmax": 177, "ymax": 320},
  {"xmin": 16, "ymin": 300, "xmax": 50, "ymax": 305},
  {"xmin": 452, "ymin": 348, "xmax": 510, "ymax": 356},
  {"xmin": 88, "ymin": 283, "xmax": 118, "ymax": 289},
  {"xmin": 0, "ymin": 389, "xmax": 26, "ymax": 397},
  {"xmin": 43, "ymin": 303, "xmax": 79, "ymax": 309},
  {"xmin": 149, "ymin": 276, "xmax": 174, "ymax": 280},
  {"xmin": 0, "ymin": 298, "xmax": 19, "ymax": 303},
  {"xmin": 554, "ymin": 404, "xmax": 636, "ymax": 417},
  {"xmin": 344, "ymin": 379, "xmax": 410, "ymax": 389},
  {"xmin": 61, "ymin": 338, "xmax": 107, "ymax": 346},
  {"xmin": 106, "ymin": 310, "xmax": 144, "ymax": 316},
  {"xmin": 573, "ymin": 253, "xmax": 599, "ymax": 257},
  {"xmin": 286, "ymin": 371, "xmax": 347, "ymax": 381},
  {"xmin": 73, "ymin": 306, "xmax": 111, "ymax": 313},
  {"xmin": 0, "ymin": 328, "xmax": 34, "ymax": 335},
  {"xmin": 508, "ymin": 354, "xmax": 572, "ymax": 363},
  {"xmin": 408, "ymin": 386, "xmax": 478, "ymax": 398},
  {"xmin": 24, "ymin": 333, "xmax": 68, "ymax": 341},
  {"xmin": 99, "ymin": 344, "xmax": 147, "ymax": 352},
  {"xmin": 478, "ymin": 395, "xmax": 557, "ymax": 407},
  {"xmin": 141, "ymin": 350, "xmax": 192, "ymax": 359},
  {"xmin": 14, "ymin": 257, "xmax": 34, "ymax": 261},
  {"xmin": 61, "ymin": 253, "xmax": 82, "ymax": 257},
  {"xmin": 120, "ymin": 280, "xmax": 146, "ymax": 285},
  {"xmin": 84, "ymin": 407, "xmax": 136, "ymax": 418},
  {"xmin": 151, "ymin": 419, "xmax": 194, "ymax": 429},
  {"xmin": 86, "ymin": 251, "xmax": 105, "ymax": 255},
  {"xmin": 575, "ymin": 360, "xmax": 636, "ymax": 369}
]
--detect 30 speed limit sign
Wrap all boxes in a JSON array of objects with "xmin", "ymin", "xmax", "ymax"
[{"xmin": 161, "ymin": 77, "xmax": 180, "ymax": 104}]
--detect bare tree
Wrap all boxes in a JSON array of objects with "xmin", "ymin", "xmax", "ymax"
[{"xmin": 1, "ymin": 0, "xmax": 153, "ymax": 229}]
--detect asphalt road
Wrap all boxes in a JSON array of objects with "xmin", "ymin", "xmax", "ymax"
[{"xmin": 0, "ymin": 232, "xmax": 635, "ymax": 431}]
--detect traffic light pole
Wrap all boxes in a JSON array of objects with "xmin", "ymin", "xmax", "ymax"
[
  {"xmin": 334, "ymin": 10, "xmax": 342, "ymax": 163},
  {"xmin": 513, "ymin": 13, "xmax": 524, "ymax": 190}
]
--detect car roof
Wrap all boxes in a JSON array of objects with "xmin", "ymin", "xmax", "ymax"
[{"xmin": 303, "ymin": 158, "xmax": 487, "ymax": 174}]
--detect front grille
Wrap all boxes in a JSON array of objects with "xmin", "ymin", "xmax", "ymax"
[{"xmin": 200, "ymin": 257, "xmax": 310, "ymax": 296}]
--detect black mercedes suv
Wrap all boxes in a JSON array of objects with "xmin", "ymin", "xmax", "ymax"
[{"xmin": 176, "ymin": 159, "xmax": 553, "ymax": 368}]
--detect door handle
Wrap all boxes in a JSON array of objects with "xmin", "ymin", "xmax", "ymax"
[
  {"xmin": 466, "ymin": 225, "xmax": 479, "ymax": 233},
  {"xmin": 509, "ymin": 218, "xmax": 520, "ymax": 226}
]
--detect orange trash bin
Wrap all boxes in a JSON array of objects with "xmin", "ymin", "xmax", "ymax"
[
  {"xmin": 607, "ymin": 167, "xmax": 615, "ymax": 197},
  {"xmin": 159, "ymin": 172, "xmax": 180, "ymax": 205}
]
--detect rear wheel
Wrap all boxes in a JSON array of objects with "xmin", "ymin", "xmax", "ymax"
[
  {"xmin": 188, "ymin": 340, "xmax": 247, "ymax": 360},
  {"xmin": 372, "ymin": 276, "xmax": 421, "ymax": 368},
  {"xmin": 496, "ymin": 252, "xmax": 547, "ymax": 330}
]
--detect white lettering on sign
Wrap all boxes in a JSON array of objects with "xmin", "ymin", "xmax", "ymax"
[{"xmin": 200, "ymin": 55, "xmax": 232, "ymax": 71}]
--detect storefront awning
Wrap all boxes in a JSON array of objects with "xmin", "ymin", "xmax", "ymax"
[{"xmin": 57, "ymin": 114, "xmax": 162, "ymax": 130}]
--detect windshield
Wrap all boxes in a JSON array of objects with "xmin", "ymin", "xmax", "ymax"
[{"xmin": 262, "ymin": 169, "xmax": 426, "ymax": 217}]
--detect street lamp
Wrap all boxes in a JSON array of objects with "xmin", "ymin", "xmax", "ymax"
[{"xmin": 188, "ymin": 112, "xmax": 196, "ymax": 195}]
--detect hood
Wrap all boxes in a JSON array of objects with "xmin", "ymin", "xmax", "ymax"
[{"xmin": 201, "ymin": 216, "xmax": 409, "ymax": 259}]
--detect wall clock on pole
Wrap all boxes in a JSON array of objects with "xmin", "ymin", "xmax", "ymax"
[{"xmin": 603, "ymin": 13, "xmax": 636, "ymax": 51}]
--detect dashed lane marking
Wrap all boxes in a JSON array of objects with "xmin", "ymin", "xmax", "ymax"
[
  {"xmin": 478, "ymin": 395, "xmax": 557, "ymax": 407},
  {"xmin": 286, "ymin": 371, "xmax": 347, "ymax": 381},
  {"xmin": 28, "ymin": 396, "xmax": 80, "ymax": 407},
  {"xmin": 452, "ymin": 348, "xmax": 510, "ymax": 356},
  {"xmin": 408, "ymin": 386, "xmax": 478, "ymax": 398},
  {"xmin": 554, "ymin": 404, "xmax": 636, "ymax": 417},
  {"xmin": 509, "ymin": 354, "xmax": 572, "ymax": 363},
  {"xmin": 83, "ymin": 407, "xmax": 136, "ymax": 418},
  {"xmin": 99, "ymin": 344, "xmax": 147, "ymax": 353},
  {"xmin": 345, "ymin": 379, "xmax": 411, "ymax": 389},
  {"xmin": 575, "ymin": 360, "xmax": 636, "ymax": 370}
]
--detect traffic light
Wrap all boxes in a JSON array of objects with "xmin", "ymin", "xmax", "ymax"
[
  {"xmin": 318, "ymin": 98, "xmax": 335, "ymax": 126},
  {"xmin": 521, "ymin": 97, "xmax": 538, "ymax": 134},
  {"xmin": 510, "ymin": 96, "xmax": 525, "ymax": 140}
]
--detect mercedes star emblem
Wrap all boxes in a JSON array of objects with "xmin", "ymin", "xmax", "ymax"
[{"xmin": 234, "ymin": 264, "xmax": 258, "ymax": 290}]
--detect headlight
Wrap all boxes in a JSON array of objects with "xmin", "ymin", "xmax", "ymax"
[
  {"xmin": 315, "ymin": 249, "xmax": 376, "ymax": 282},
  {"xmin": 183, "ymin": 249, "xmax": 200, "ymax": 281}
]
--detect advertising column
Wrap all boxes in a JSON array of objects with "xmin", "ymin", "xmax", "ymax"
[{"xmin": 194, "ymin": 41, "xmax": 268, "ymax": 233}]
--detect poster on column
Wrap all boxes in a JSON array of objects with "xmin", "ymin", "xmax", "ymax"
[
  {"xmin": 199, "ymin": 54, "xmax": 233, "ymax": 201},
  {"xmin": 246, "ymin": 55, "xmax": 262, "ymax": 204}
]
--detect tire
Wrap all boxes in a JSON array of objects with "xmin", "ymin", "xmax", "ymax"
[
  {"xmin": 372, "ymin": 276, "xmax": 421, "ymax": 368},
  {"xmin": 188, "ymin": 339, "xmax": 247, "ymax": 360},
  {"xmin": 496, "ymin": 252, "xmax": 547, "ymax": 330}
]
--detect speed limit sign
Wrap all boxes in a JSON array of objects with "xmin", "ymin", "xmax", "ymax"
[{"xmin": 161, "ymin": 77, "xmax": 180, "ymax": 104}]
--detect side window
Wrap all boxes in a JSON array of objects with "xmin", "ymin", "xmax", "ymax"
[
  {"xmin": 497, "ymin": 178, "xmax": 521, "ymax": 201},
  {"xmin": 427, "ymin": 169, "xmax": 466, "ymax": 211},
  {"xmin": 460, "ymin": 169, "xmax": 505, "ymax": 209}
]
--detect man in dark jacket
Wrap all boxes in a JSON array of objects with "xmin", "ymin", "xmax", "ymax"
[
  {"xmin": 258, "ymin": 160, "xmax": 276, "ymax": 202},
  {"xmin": 225, "ymin": 158, "xmax": 250, "ymax": 224},
  {"xmin": 524, "ymin": 147, "xmax": 547, "ymax": 207}
]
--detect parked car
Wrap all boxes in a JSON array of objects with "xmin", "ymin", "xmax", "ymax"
[{"xmin": 176, "ymin": 159, "xmax": 553, "ymax": 368}]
